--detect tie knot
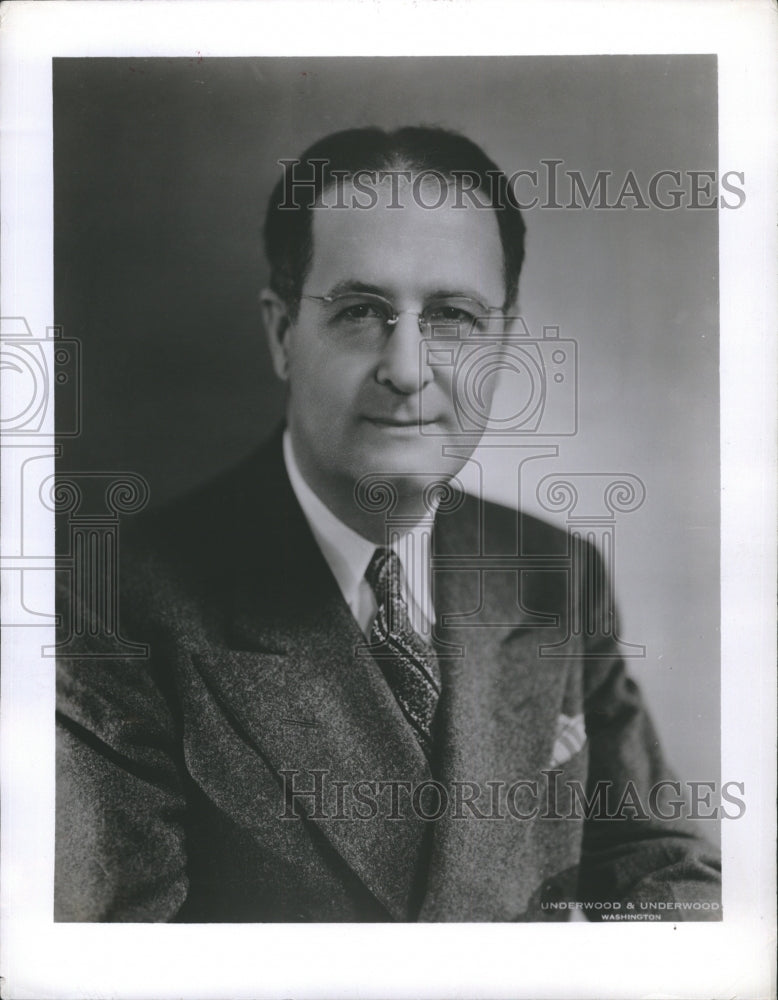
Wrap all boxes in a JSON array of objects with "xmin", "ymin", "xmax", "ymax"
[{"xmin": 365, "ymin": 546, "xmax": 403, "ymax": 599}]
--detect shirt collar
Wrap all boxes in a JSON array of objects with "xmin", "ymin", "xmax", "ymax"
[{"xmin": 282, "ymin": 430, "xmax": 437, "ymax": 628}]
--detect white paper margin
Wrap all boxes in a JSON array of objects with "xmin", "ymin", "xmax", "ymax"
[{"xmin": 1, "ymin": 2, "xmax": 776, "ymax": 998}]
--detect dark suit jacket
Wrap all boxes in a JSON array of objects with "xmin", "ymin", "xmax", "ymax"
[{"xmin": 55, "ymin": 432, "xmax": 721, "ymax": 922}]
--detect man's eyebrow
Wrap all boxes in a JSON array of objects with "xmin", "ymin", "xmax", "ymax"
[
  {"xmin": 323, "ymin": 280, "xmax": 494, "ymax": 304},
  {"xmin": 324, "ymin": 280, "xmax": 389, "ymax": 298},
  {"xmin": 426, "ymin": 287, "xmax": 493, "ymax": 305}
]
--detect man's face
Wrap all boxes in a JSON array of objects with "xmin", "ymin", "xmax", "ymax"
[{"xmin": 275, "ymin": 177, "xmax": 507, "ymax": 508}]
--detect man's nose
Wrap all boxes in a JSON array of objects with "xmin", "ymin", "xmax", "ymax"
[{"xmin": 374, "ymin": 312, "xmax": 431, "ymax": 394}]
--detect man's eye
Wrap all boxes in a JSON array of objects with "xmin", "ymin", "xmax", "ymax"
[
  {"xmin": 339, "ymin": 303, "xmax": 384, "ymax": 322},
  {"xmin": 426, "ymin": 306, "xmax": 476, "ymax": 325}
]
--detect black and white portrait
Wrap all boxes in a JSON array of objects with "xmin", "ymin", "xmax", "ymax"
[
  {"xmin": 51, "ymin": 54, "xmax": 725, "ymax": 922},
  {"xmin": 1, "ymin": 5, "xmax": 774, "ymax": 999}
]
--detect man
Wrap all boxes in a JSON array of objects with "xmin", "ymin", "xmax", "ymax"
[{"xmin": 55, "ymin": 126, "xmax": 721, "ymax": 922}]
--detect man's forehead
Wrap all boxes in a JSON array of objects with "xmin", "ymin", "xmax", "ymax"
[{"xmin": 306, "ymin": 174, "xmax": 505, "ymax": 296}]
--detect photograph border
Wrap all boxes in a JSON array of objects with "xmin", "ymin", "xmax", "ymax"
[{"xmin": 1, "ymin": 2, "xmax": 776, "ymax": 998}]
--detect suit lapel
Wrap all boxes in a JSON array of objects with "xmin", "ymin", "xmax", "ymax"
[
  {"xmin": 418, "ymin": 494, "xmax": 570, "ymax": 920},
  {"xmin": 188, "ymin": 436, "xmax": 432, "ymax": 921}
]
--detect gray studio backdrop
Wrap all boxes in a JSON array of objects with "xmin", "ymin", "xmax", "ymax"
[{"xmin": 54, "ymin": 56, "xmax": 719, "ymax": 788}]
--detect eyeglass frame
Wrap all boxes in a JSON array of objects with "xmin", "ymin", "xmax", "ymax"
[{"xmin": 299, "ymin": 291, "xmax": 507, "ymax": 337}]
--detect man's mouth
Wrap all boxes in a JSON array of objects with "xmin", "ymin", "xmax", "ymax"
[{"xmin": 364, "ymin": 415, "xmax": 439, "ymax": 427}]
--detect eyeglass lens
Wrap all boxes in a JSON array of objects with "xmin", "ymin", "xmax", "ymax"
[{"xmin": 318, "ymin": 293, "xmax": 500, "ymax": 337}]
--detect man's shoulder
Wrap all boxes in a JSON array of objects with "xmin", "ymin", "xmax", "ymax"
[
  {"xmin": 482, "ymin": 491, "xmax": 569, "ymax": 545},
  {"xmin": 117, "ymin": 431, "xmax": 288, "ymax": 605},
  {"xmin": 131, "ymin": 432, "xmax": 283, "ymax": 544},
  {"xmin": 448, "ymin": 489, "xmax": 570, "ymax": 558}
]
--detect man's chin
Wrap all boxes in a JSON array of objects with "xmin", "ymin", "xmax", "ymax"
[{"xmin": 349, "ymin": 431, "xmax": 469, "ymax": 483}]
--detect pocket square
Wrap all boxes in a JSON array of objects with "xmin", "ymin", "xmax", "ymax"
[{"xmin": 549, "ymin": 713, "xmax": 587, "ymax": 767}]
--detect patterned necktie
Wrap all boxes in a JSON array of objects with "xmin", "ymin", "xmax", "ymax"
[{"xmin": 365, "ymin": 547, "xmax": 441, "ymax": 760}]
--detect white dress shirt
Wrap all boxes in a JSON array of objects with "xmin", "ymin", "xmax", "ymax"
[{"xmin": 283, "ymin": 431, "xmax": 436, "ymax": 638}]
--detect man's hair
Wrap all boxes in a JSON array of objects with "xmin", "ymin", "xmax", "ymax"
[{"xmin": 263, "ymin": 126, "xmax": 526, "ymax": 318}]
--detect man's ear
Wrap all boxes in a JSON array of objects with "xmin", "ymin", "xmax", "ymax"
[{"xmin": 259, "ymin": 288, "xmax": 291, "ymax": 381}]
